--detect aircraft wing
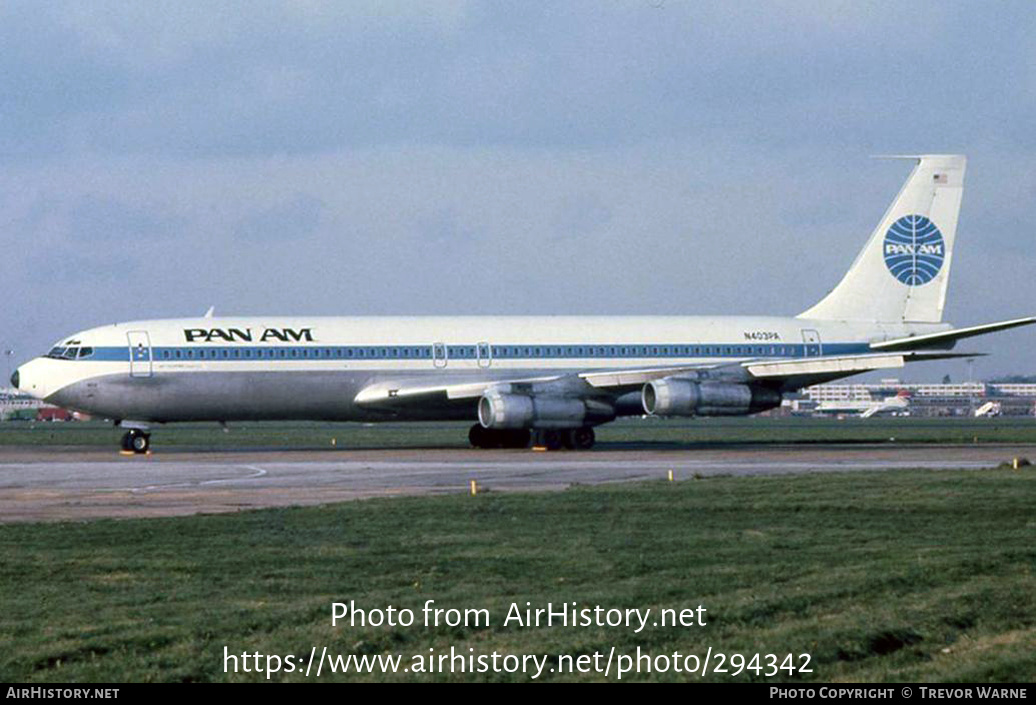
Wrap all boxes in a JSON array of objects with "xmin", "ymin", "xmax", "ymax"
[
  {"xmin": 353, "ymin": 350, "xmax": 979, "ymax": 412},
  {"xmin": 738, "ymin": 350, "xmax": 980, "ymax": 391},
  {"xmin": 353, "ymin": 374, "xmax": 558, "ymax": 408},
  {"xmin": 581, "ymin": 350, "xmax": 980, "ymax": 394},
  {"xmin": 353, "ymin": 364, "xmax": 716, "ymax": 411}
]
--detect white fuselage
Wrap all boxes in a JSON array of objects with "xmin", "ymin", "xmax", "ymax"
[{"xmin": 14, "ymin": 314, "xmax": 947, "ymax": 424}]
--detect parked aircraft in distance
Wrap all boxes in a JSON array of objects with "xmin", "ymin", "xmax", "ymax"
[
  {"xmin": 12, "ymin": 155, "xmax": 1035, "ymax": 452},
  {"xmin": 814, "ymin": 390, "xmax": 911, "ymax": 418}
]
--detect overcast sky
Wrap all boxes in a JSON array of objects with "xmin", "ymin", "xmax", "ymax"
[{"xmin": 3, "ymin": 1, "xmax": 1034, "ymax": 380}]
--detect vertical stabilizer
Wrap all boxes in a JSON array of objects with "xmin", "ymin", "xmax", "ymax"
[{"xmin": 799, "ymin": 155, "xmax": 966, "ymax": 323}]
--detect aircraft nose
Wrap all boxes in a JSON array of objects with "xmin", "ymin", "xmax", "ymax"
[{"xmin": 10, "ymin": 362, "xmax": 46, "ymax": 400}]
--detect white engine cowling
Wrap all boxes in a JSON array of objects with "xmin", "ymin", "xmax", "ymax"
[{"xmin": 642, "ymin": 378, "xmax": 781, "ymax": 417}]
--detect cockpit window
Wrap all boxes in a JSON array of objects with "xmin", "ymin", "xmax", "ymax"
[
  {"xmin": 78, "ymin": 347, "xmax": 94, "ymax": 358},
  {"xmin": 46, "ymin": 347, "xmax": 67, "ymax": 359}
]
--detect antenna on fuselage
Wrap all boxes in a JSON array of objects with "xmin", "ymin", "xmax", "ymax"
[{"xmin": 204, "ymin": 306, "xmax": 215, "ymax": 318}]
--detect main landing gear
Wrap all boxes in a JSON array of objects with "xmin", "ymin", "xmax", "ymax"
[
  {"xmin": 468, "ymin": 425, "xmax": 595, "ymax": 450},
  {"xmin": 120, "ymin": 429, "xmax": 151, "ymax": 454},
  {"xmin": 468, "ymin": 425, "xmax": 530, "ymax": 449}
]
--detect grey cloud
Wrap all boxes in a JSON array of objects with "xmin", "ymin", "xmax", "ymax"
[
  {"xmin": 1, "ymin": 2, "xmax": 1034, "ymax": 378},
  {"xmin": 3, "ymin": 2, "xmax": 1030, "ymax": 159},
  {"xmin": 67, "ymin": 195, "xmax": 183, "ymax": 241},
  {"xmin": 235, "ymin": 193, "xmax": 324, "ymax": 241}
]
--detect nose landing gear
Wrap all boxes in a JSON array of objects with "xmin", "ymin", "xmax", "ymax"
[{"xmin": 120, "ymin": 429, "xmax": 151, "ymax": 454}]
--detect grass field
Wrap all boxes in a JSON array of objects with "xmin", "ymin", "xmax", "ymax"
[
  {"xmin": 2, "ymin": 416, "xmax": 1036, "ymax": 450},
  {"xmin": 1, "ymin": 467, "xmax": 1033, "ymax": 682}
]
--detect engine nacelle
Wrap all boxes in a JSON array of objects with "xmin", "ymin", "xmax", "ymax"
[
  {"xmin": 642, "ymin": 378, "xmax": 781, "ymax": 417},
  {"xmin": 479, "ymin": 392, "xmax": 611, "ymax": 430}
]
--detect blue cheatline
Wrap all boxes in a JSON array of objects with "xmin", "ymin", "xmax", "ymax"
[{"xmin": 51, "ymin": 341, "xmax": 872, "ymax": 363}]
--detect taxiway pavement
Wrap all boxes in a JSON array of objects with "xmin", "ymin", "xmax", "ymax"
[{"xmin": 0, "ymin": 444, "xmax": 1029, "ymax": 523}]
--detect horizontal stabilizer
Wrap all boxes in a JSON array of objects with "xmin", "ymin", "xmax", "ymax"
[{"xmin": 870, "ymin": 317, "xmax": 1036, "ymax": 352}]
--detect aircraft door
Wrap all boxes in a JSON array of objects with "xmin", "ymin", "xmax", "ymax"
[
  {"xmin": 432, "ymin": 342, "xmax": 448, "ymax": 369},
  {"xmin": 476, "ymin": 341, "xmax": 492, "ymax": 368},
  {"xmin": 801, "ymin": 329, "xmax": 822, "ymax": 357},
  {"xmin": 127, "ymin": 330, "xmax": 153, "ymax": 377}
]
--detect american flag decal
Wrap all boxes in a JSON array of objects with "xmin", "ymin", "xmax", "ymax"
[{"xmin": 933, "ymin": 173, "xmax": 948, "ymax": 184}]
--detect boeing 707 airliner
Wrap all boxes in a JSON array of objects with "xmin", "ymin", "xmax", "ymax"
[{"xmin": 11, "ymin": 155, "xmax": 1035, "ymax": 452}]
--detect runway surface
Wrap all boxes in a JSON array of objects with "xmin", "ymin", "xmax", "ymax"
[{"xmin": 0, "ymin": 444, "xmax": 1030, "ymax": 523}]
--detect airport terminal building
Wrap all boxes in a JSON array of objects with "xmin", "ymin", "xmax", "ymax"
[
  {"xmin": 796, "ymin": 379, "xmax": 1036, "ymax": 417},
  {"xmin": 0, "ymin": 387, "xmax": 74, "ymax": 422}
]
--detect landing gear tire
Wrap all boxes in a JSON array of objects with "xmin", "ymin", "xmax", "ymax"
[
  {"xmin": 469, "ymin": 424, "xmax": 488, "ymax": 448},
  {"xmin": 536, "ymin": 430, "xmax": 564, "ymax": 451},
  {"xmin": 121, "ymin": 430, "xmax": 151, "ymax": 454},
  {"xmin": 505, "ymin": 429, "xmax": 531, "ymax": 449},
  {"xmin": 568, "ymin": 427, "xmax": 595, "ymax": 450},
  {"xmin": 469, "ymin": 425, "xmax": 530, "ymax": 449}
]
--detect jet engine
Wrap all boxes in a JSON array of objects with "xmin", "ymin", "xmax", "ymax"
[
  {"xmin": 478, "ymin": 392, "xmax": 613, "ymax": 430},
  {"xmin": 642, "ymin": 378, "xmax": 781, "ymax": 417}
]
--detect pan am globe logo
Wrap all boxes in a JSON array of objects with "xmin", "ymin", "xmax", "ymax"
[{"xmin": 883, "ymin": 214, "xmax": 945, "ymax": 286}]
